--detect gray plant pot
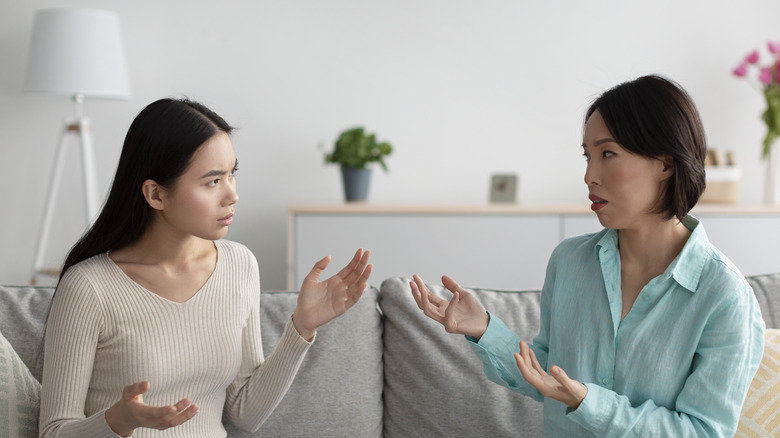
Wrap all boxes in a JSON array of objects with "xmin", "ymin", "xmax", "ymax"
[{"xmin": 341, "ymin": 166, "xmax": 372, "ymax": 202}]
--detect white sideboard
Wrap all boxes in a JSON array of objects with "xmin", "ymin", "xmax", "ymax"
[{"xmin": 288, "ymin": 204, "xmax": 780, "ymax": 290}]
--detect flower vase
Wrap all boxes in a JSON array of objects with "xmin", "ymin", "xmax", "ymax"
[{"xmin": 765, "ymin": 140, "xmax": 780, "ymax": 205}]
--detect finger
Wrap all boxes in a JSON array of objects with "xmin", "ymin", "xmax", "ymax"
[
  {"xmin": 346, "ymin": 264, "xmax": 372, "ymax": 305},
  {"xmin": 410, "ymin": 279, "xmax": 423, "ymax": 306},
  {"xmin": 441, "ymin": 275, "xmax": 464, "ymax": 295},
  {"xmin": 415, "ymin": 276, "xmax": 443, "ymax": 322},
  {"xmin": 413, "ymin": 275, "xmax": 447, "ymax": 307},
  {"xmin": 527, "ymin": 344, "xmax": 548, "ymax": 377},
  {"xmin": 344, "ymin": 250, "xmax": 371, "ymax": 286},
  {"xmin": 166, "ymin": 403, "xmax": 198, "ymax": 427},
  {"xmin": 514, "ymin": 352, "xmax": 534, "ymax": 383},
  {"xmin": 551, "ymin": 366, "xmax": 587, "ymax": 406},
  {"xmin": 303, "ymin": 255, "xmax": 332, "ymax": 284},
  {"xmin": 410, "ymin": 275, "xmax": 427, "ymax": 306},
  {"xmin": 516, "ymin": 342, "xmax": 538, "ymax": 382},
  {"xmin": 172, "ymin": 398, "xmax": 193, "ymax": 412},
  {"xmin": 410, "ymin": 276, "xmax": 431, "ymax": 309},
  {"xmin": 144, "ymin": 401, "xmax": 198, "ymax": 429},
  {"xmin": 550, "ymin": 366, "xmax": 574, "ymax": 392},
  {"xmin": 124, "ymin": 381, "xmax": 150, "ymax": 400},
  {"xmin": 346, "ymin": 250, "xmax": 371, "ymax": 286},
  {"xmin": 334, "ymin": 248, "xmax": 364, "ymax": 281},
  {"xmin": 442, "ymin": 291, "xmax": 461, "ymax": 332},
  {"xmin": 357, "ymin": 263, "xmax": 373, "ymax": 289}
]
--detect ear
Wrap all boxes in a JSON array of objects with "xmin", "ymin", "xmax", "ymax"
[
  {"xmin": 141, "ymin": 179, "xmax": 166, "ymax": 211},
  {"xmin": 659, "ymin": 155, "xmax": 674, "ymax": 180}
]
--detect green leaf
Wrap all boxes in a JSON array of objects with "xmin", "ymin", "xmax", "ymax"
[{"xmin": 323, "ymin": 126, "xmax": 393, "ymax": 172}]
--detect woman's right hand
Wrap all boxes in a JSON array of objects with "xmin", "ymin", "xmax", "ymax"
[
  {"xmin": 105, "ymin": 381, "xmax": 198, "ymax": 437},
  {"xmin": 410, "ymin": 274, "xmax": 489, "ymax": 339}
]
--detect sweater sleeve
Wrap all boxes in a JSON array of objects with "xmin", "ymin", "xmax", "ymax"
[
  {"xmin": 39, "ymin": 267, "xmax": 122, "ymax": 438},
  {"xmin": 223, "ymin": 252, "xmax": 312, "ymax": 432}
]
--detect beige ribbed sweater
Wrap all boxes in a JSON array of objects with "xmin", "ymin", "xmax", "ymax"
[{"xmin": 39, "ymin": 240, "xmax": 312, "ymax": 437}]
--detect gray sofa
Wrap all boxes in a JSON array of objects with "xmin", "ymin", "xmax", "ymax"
[{"xmin": 1, "ymin": 274, "xmax": 779, "ymax": 437}]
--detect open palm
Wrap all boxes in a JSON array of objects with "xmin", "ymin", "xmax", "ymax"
[
  {"xmin": 410, "ymin": 274, "xmax": 489, "ymax": 339},
  {"xmin": 292, "ymin": 248, "xmax": 372, "ymax": 339}
]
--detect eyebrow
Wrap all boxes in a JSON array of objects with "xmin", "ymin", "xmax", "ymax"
[
  {"xmin": 200, "ymin": 158, "xmax": 238, "ymax": 179},
  {"xmin": 582, "ymin": 138, "xmax": 618, "ymax": 148}
]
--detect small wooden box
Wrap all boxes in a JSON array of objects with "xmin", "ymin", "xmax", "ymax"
[{"xmin": 700, "ymin": 166, "xmax": 741, "ymax": 204}]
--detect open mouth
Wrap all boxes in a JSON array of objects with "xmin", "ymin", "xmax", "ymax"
[{"xmin": 589, "ymin": 195, "xmax": 607, "ymax": 211}]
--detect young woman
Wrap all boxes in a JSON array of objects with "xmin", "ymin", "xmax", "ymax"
[
  {"xmin": 410, "ymin": 75, "xmax": 765, "ymax": 437},
  {"xmin": 39, "ymin": 98, "xmax": 373, "ymax": 437}
]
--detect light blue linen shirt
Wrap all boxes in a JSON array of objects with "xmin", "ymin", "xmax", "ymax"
[{"xmin": 469, "ymin": 216, "xmax": 765, "ymax": 437}]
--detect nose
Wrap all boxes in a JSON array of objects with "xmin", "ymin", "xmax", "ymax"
[
  {"xmin": 584, "ymin": 161, "xmax": 598, "ymax": 187},
  {"xmin": 225, "ymin": 179, "xmax": 239, "ymax": 205}
]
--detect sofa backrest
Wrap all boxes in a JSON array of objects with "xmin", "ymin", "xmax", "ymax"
[
  {"xmin": 746, "ymin": 273, "xmax": 780, "ymax": 329},
  {"xmin": 1, "ymin": 272, "xmax": 778, "ymax": 437},
  {"xmin": 379, "ymin": 277, "xmax": 545, "ymax": 436}
]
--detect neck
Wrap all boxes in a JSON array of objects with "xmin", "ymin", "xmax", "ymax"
[
  {"xmin": 112, "ymin": 221, "xmax": 215, "ymax": 268},
  {"xmin": 617, "ymin": 215, "xmax": 691, "ymax": 275}
]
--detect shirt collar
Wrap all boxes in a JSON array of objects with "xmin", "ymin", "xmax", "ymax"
[{"xmin": 594, "ymin": 215, "xmax": 708, "ymax": 294}]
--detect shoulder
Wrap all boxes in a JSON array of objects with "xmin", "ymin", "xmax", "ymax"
[
  {"xmin": 216, "ymin": 239, "xmax": 257, "ymax": 266},
  {"xmin": 550, "ymin": 229, "xmax": 609, "ymax": 262},
  {"xmin": 53, "ymin": 253, "xmax": 114, "ymax": 316},
  {"xmin": 697, "ymin": 245, "xmax": 752, "ymax": 302},
  {"xmin": 215, "ymin": 239, "xmax": 261, "ymax": 290},
  {"xmin": 58, "ymin": 253, "xmax": 114, "ymax": 293}
]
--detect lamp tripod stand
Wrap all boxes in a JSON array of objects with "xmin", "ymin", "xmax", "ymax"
[{"xmin": 31, "ymin": 94, "xmax": 100, "ymax": 284}]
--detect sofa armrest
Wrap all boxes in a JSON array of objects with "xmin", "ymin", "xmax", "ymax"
[{"xmin": 0, "ymin": 285, "xmax": 53, "ymax": 381}]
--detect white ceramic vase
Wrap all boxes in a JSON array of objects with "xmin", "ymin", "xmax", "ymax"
[{"xmin": 764, "ymin": 140, "xmax": 780, "ymax": 205}]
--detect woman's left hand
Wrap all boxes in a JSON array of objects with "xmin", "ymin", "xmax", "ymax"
[
  {"xmin": 292, "ymin": 248, "xmax": 372, "ymax": 341},
  {"xmin": 514, "ymin": 341, "xmax": 588, "ymax": 409}
]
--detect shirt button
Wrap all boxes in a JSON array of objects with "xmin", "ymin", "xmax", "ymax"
[{"xmin": 601, "ymin": 377, "xmax": 611, "ymax": 386}]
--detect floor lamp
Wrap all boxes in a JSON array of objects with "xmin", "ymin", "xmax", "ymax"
[{"xmin": 24, "ymin": 8, "xmax": 130, "ymax": 283}]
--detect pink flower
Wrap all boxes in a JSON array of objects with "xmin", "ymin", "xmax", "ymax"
[
  {"xmin": 746, "ymin": 50, "xmax": 760, "ymax": 64},
  {"xmin": 760, "ymin": 67, "xmax": 773, "ymax": 85},
  {"xmin": 733, "ymin": 62, "xmax": 748, "ymax": 77},
  {"xmin": 769, "ymin": 41, "xmax": 780, "ymax": 55}
]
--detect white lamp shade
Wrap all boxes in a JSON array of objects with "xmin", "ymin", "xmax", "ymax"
[{"xmin": 24, "ymin": 8, "xmax": 130, "ymax": 99}]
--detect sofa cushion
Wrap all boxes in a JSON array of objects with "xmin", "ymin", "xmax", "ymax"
[
  {"xmin": 0, "ymin": 328, "xmax": 40, "ymax": 437},
  {"xmin": 746, "ymin": 273, "xmax": 780, "ymax": 329},
  {"xmin": 379, "ymin": 277, "xmax": 544, "ymax": 437},
  {"xmin": 0, "ymin": 285, "xmax": 53, "ymax": 382},
  {"xmin": 736, "ymin": 328, "xmax": 780, "ymax": 437},
  {"xmin": 225, "ymin": 286, "xmax": 384, "ymax": 438}
]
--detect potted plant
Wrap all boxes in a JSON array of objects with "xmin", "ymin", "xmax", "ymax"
[{"xmin": 324, "ymin": 126, "xmax": 393, "ymax": 202}]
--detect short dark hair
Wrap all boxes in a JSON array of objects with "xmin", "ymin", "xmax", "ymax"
[
  {"xmin": 60, "ymin": 98, "xmax": 234, "ymax": 278},
  {"xmin": 585, "ymin": 75, "xmax": 707, "ymax": 221}
]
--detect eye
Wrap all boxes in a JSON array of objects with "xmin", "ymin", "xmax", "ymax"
[
  {"xmin": 582, "ymin": 152, "xmax": 590, "ymax": 162},
  {"xmin": 602, "ymin": 150, "xmax": 615, "ymax": 158},
  {"xmin": 207, "ymin": 178, "xmax": 220, "ymax": 187}
]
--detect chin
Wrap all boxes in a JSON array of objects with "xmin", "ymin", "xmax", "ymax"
[
  {"xmin": 199, "ymin": 228, "xmax": 230, "ymax": 241},
  {"xmin": 594, "ymin": 213, "xmax": 617, "ymax": 229}
]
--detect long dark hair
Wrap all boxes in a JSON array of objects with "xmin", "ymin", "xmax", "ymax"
[
  {"xmin": 585, "ymin": 75, "xmax": 707, "ymax": 221},
  {"xmin": 59, "ymin": 98, "xmax": 234, "ymax": 279}
]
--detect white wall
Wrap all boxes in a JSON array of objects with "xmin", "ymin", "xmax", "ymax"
[{"xmin": 1, "ymin": 0, "xmax": 778, "ymax": 289}]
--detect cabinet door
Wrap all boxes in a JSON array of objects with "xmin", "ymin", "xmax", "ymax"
[
  {"xmin": 561, "ymin": 214, "xmax": 603, "ymax": 239},
  {"xmin": 564, "ymin": 213, "xmax": 780, "ymax": 277},
  {"xmin": 695, "ymin": 214, "xmax": 780, "ymax": 277},
  {"xmin": 291, "ymin": 214, "xmax": 561, "ymax": 290}
]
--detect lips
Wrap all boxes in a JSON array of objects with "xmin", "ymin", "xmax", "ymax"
[
  {"xmin": 218, "ymin": 213, "xmax": 234, "ymax": 226},
  {"xmin": 589, "ymin": 194, "xmax": 607, "ymax": 211}
]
